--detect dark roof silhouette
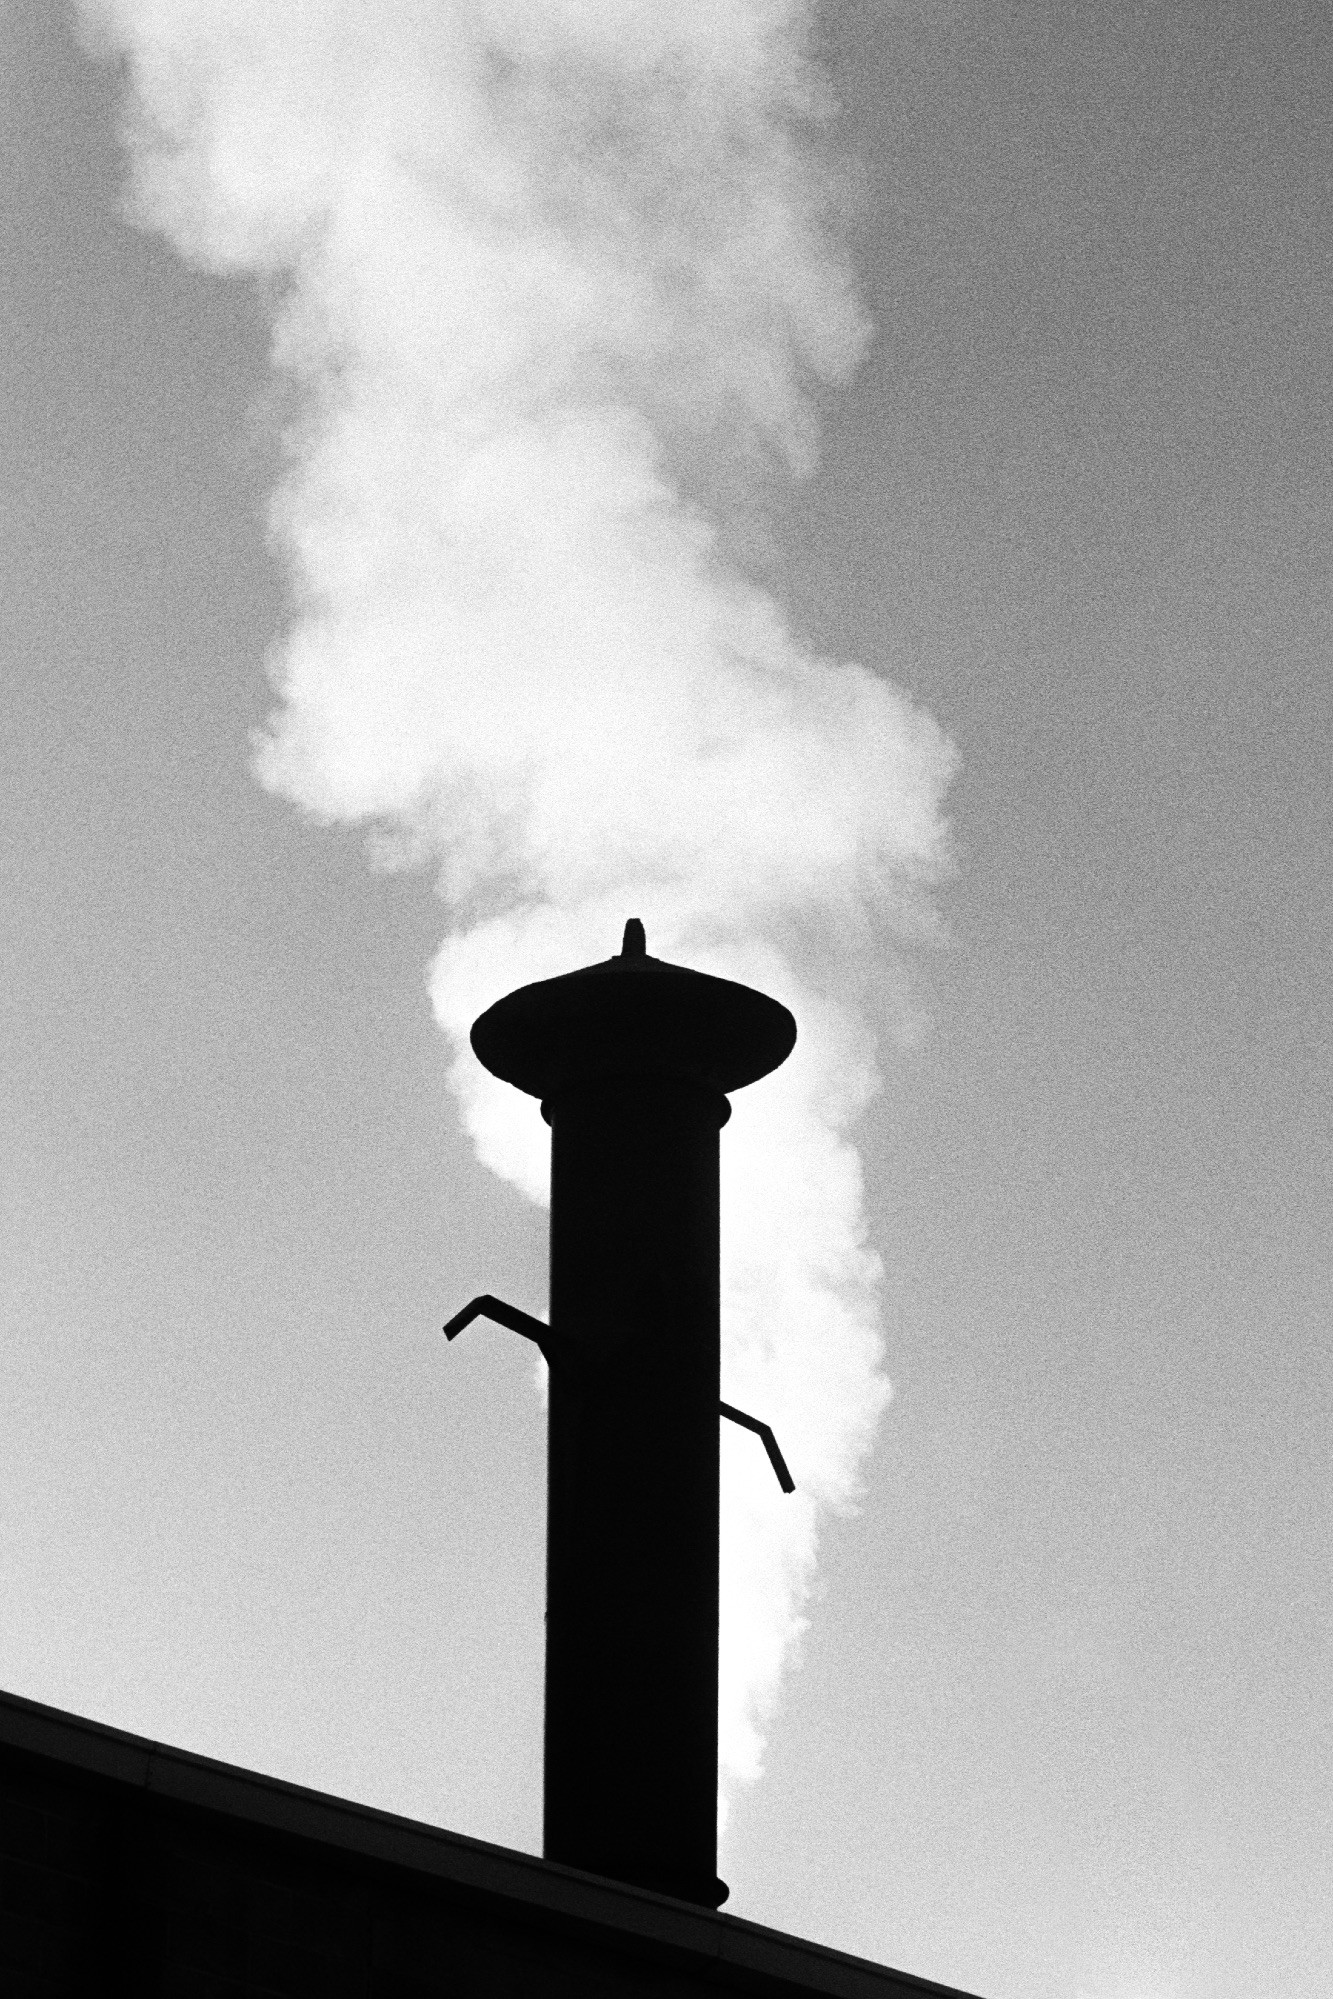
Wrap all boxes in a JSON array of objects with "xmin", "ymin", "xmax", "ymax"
[{"xmin": 0, "ymin": 1685, "xmax": 983, "ymax": 1998}]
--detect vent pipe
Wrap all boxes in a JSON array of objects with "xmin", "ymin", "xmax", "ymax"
[{"xmin": 447, "ymin": 922, "xmax": 795, "ymax": 1907}]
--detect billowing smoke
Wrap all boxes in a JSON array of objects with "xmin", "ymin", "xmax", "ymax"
[{"xmin": 82, "ymin": 0, "xmax": 954, "ymax": 1818}]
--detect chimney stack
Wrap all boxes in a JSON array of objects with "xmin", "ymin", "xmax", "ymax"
[{"xmin": 450, "ymin": 921, "xmax": 795, "ymax": 1907}]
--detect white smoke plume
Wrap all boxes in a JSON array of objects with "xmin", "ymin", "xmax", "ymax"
[{"xmin": 82, "ymin": 0, "xmax": 955, "ymax": 1819}]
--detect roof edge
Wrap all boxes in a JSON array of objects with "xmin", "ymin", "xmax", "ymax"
[{"xmin": 0, "ymin": 1684, "xmax": 982, "ymax": 1999}]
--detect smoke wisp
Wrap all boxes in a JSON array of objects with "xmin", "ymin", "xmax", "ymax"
[{"xmin": 83, "ymin": 0, "xmax": 955, "ymax": 1818}]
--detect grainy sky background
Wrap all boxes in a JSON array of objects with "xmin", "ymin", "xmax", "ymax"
[{"xmin": 2, "ymin": 6, "xmax": 1331, "ymax": 1999}]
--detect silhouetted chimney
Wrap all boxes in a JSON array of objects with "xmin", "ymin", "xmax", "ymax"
[{"xmin": 446, "ymin": 920, "xmax": 796, "ymax": 1908}]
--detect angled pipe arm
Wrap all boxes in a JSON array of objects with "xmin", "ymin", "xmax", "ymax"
[
  {"xmin": 443, "ymin": 1298, "xmax": 793, "ymax": 1493},
  {"xmin": 443, "ymin": 1293, "xmax": 552, "ymax": 1362},
  {"xmin": 719, "ymin": 1400, "xmax": 795, "ymax": 1494}
]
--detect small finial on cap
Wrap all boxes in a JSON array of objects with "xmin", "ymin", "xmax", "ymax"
[{"xmin": 620, "ymin": 918, "xmax": 647, "ymax": 958}]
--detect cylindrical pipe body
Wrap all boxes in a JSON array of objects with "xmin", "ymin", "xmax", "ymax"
[
  {"xmin": 543, "ymin": 1075, "xmax": 725, "ymax": 1906},
  {"xmin": 469, "ymin": 934, "xmax": 795, "ymax": 1910}
]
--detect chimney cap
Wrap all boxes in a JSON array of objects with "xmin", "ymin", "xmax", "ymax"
[{"xmin": 470, "ymin": 922, "xmax": 796, "ymax": 1102}]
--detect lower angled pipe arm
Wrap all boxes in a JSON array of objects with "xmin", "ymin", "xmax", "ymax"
[{"xmin": 719, "ymin": 1400, "xmax": 795, "ymax": 1493}]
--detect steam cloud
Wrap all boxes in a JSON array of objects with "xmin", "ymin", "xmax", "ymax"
[{"xmin": 83, "ymin": 0, "xmax": 955, "ymax": 1819}]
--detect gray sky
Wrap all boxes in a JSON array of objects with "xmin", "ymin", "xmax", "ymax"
[{"xmin": 3, "ymin": 7, "xmax": 1330, "ymax": 1999}]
